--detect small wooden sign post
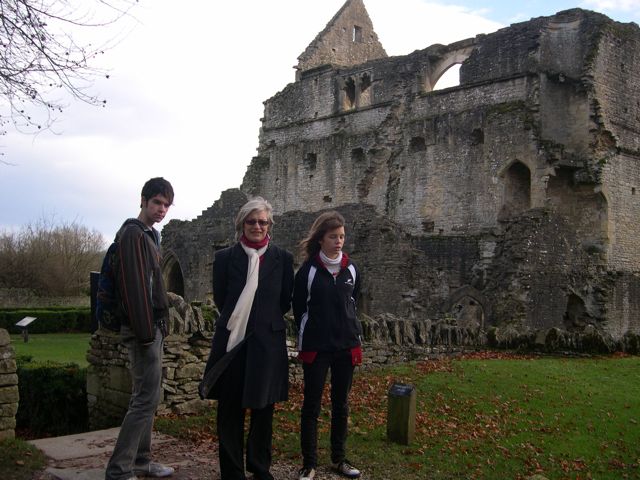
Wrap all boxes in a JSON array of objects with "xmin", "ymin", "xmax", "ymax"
[
  {"xmin": 16, "ymin": 316, "xmax": 37, "ymax": 343},
  {"xmin": 387, "ymin": 382, "xmax": 416, "ymax": 445}
]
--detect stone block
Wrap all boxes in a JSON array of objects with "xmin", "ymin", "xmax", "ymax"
[
  {"xmin": 174, "ymin": 363, "xmax": 203, "ymax": 379},
  {"xmin": 0, "ymin": 429, "xmax": 15, "ymax": 440},
  {"xmin": 171, "ymin": 398, "xmax": 211, "ymax": 415},
  {"xmin": 0, "ymin": 415, "xmax": 16, "ymax": 430},
  {"xmin": 107, "ymin": 366, "xmax": 132, "ymax": 393},
  {"xmin": 86, "ymin": 371, "xmax": 102, "ymax": 397},
  {"xmin": 0, "ymin": 403, "xmax": 18, "ymax": 417},
  {"xmin": 104, "ymin": 389, "xmax": 131, "ymax": 409},
  {"xmin": 0, "ymin": 385, "xmax": 18, "ymax": 404},
  {"xmin": 0, "ymin": 373, "xmax": 18, "ymax": 387},
  {"xmin": 0, "ymin": 329, "xmax": 9, "ymax": 347},
  {"xmin": 0, "ymin": 358, "xmax": 17, "ymax": 373}
]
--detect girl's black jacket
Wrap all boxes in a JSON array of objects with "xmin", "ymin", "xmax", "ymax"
[{"xmin": 293, "ymin": 254, "xmax": 362, "ymax": 352}]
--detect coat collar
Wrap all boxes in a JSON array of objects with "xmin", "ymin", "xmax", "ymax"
[{"xmin": 230, "ymin": 242, "xmax": 281, "ymax": 282}]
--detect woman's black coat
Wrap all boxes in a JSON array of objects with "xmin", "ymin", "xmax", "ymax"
[{"xmin": 202, "ymin": 242, "xmax": 294, "ymax": 409}]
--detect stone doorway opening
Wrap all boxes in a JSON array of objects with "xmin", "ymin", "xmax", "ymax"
[{"xmin": 162, "ymin": 252, "xmax": 185, "ymax": 298}]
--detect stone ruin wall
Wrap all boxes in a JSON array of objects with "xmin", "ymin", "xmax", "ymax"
[
  {"xmin": 295, "ymin": 0, "xmax": 387, "ymax": 80},
  {"xmin": 86, "ymin": 294, "xmax": 214, "ymax": 429},
  {"xmin": 162, "ymin": 8, "xmax": 640, "ymax": 353},
  {"xmin": 237, "ymin": 9, "xmax": 640, "ymax": 340},
  {"xmin": 0, "ymin": 329, "xmax": 17, "ymax": 439}
]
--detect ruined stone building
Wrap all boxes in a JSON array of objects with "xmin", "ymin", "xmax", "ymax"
[{"xmin": 162, "ymin": 0, "xmax": 640, "ymax": 349}]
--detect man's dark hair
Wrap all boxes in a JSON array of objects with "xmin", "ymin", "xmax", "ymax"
[{"xmin": 141, "ymin": 177, "xmax": 174, "ymax": 205}]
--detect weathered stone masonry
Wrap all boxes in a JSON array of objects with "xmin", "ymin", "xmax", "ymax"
[
  {"xmin": 0, "ymin": 328, "xmax": 18, "ymax": 439},
  {"xmin": 163, "ymin": 2, "xmax": 640, "ymax": 349}
]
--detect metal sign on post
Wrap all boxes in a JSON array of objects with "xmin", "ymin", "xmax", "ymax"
[{"xmin": 15, "ymin": 316, "xmax": 37, "ymax": 343}]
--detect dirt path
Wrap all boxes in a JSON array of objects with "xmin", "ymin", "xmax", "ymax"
[{"xmin": 31, "ymin": 433, "xmax": 348, "ymax": 480}]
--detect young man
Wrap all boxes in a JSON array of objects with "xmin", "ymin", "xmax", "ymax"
[{"xmin": 105, "ymin": 177, "xmax": 175, "ymax": 480}]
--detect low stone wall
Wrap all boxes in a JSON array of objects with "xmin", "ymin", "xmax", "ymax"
[
  {"xmin": 86, "ymin": 294, "xmax": 215, "ymax": 429},
  {"xmin": 88, "ymin": 292, "xmax": 633, "ymax": 425},
  {"xmin": 87, "ymin": 294, "xmax": 483, "ymax": 427},
  {"xmin": 0, "ymin": 328, "xmax": 18, "ymax": 439}
]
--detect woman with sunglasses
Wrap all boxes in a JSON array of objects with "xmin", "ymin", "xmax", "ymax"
[
  {"xmin": 200, "ymin": 196, "xmax": 294, "ymax": 480},
  {"xmin": 293, "ymin": 210, "xmax": 363, "ymax": 480}
]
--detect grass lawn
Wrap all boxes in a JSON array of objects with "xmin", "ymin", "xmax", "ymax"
[
  {"xmin": 9, "ymin": 333, "xmax": 91, "ymax": 366},
  {"xmin": 156, "ymin": 352, "xmax": 640, "ymax": 480},
  {"xmin": 0, "ymin": 438, "xmax": 46, "ymax": 480}
]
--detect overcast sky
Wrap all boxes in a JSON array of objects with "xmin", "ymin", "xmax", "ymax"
[{"xmin": 1, "ymin": 0, "xmax": 638, "ymax": 243}]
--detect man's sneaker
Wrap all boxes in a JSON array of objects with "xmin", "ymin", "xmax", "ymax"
[
  {"xmin": 133, "ymin": 462, "xmax": 175, "ymax": 478},
  {"xmin": 298, "ymin": 467, "xmax": 316, "ymax": 480},
  {"xmin": 332, "ymin": 460, "xmax": 361, "ymax": 478}
]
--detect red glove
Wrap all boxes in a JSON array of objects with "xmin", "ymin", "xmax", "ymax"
[{"xmin": 351, "ymin": 346, "xmax": 362, "ymax": 366}]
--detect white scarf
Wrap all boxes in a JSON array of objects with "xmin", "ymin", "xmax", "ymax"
[
  {"xmin": 319, "ymin": 250, "xmax": 342, "ymax": 276},
  {"xmin": 226, "ymin": 241, "xmax": 268, "ymax": 352}
]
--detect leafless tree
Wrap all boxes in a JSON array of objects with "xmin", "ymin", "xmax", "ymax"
[
  {"xmin": 0, "ymin": 217, "xmax": 105, "ymax": 296},
  {"xmin": 0, "ymin": 0, "xmax": 138, "ymax": 143}
]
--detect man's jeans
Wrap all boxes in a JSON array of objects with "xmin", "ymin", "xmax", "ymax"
[{"xmin": 105, "ymin": 326, "xmax": 163, "ymax": 480}]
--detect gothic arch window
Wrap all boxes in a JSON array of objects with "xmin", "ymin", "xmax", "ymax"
[
  {"xmin": 423, "ymin": 45, "xmax": 474, "ymax": 92},
  {"xmin": 563, "ymin": 293, "xmax": 589, "ymax": 331},
  {"xmin": 446, "ymin": 285, "xmax": 489, "ymax": 331},
  {"xmin": 359, "ymin": 73, "xmax": 372, "ymax": 107},
  {"xmin": 342, "ymin": 77, "xmax": 356, "ymax": 110},
  {"xmin": 162, "ymin": 251, "xmax": 185, "ymax": 298},
  {"xmin": 500, "ymin": 161, "xmax": 531, "ymax": 219},
  {"xmin": 432, "ymin": 64, "xmax": 461, "ymax": 91}
]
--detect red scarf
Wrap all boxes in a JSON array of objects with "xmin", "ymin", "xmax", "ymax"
[
  {"xmin": 240, "ymin": 234, "xmax": 269, "ymax": 263},
  {"xmin": 241, "ymin": 234, "xmax": 269, "ymax": 249}
]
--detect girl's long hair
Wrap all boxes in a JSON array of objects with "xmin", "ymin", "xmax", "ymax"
[{"xmin": 298, "ymin": 210, "xmax": 345, "ymax": 261}]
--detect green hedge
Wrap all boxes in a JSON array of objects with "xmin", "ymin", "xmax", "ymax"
[
  {"xmin": 16, "ymin": 359, "xmax": 88, "ymax": 436},
  {"xmin": 0, "ymin": 307, "xmax": 92, "ymax": 334}
]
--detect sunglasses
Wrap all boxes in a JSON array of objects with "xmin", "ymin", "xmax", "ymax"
[{"xmin": 245, "ymin": 219, "xmax": 270, "ymax": 227}]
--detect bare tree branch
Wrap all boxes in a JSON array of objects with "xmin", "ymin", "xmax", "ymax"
[{"xmin": 0, "ymin": 0, "xmax": 138, "ymax": 136}]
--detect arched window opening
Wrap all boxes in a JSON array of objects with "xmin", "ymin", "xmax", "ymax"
[
  {"xmin": 304, "ymin": 153, "xmax": 317, "ymax": 171},
  {"xmin": 162, "ymin": 253, "xmax": 185, "ymax": 298},
  {"xmin": 432, "ymin": 64, "xmax": 461, "ymax": 91},
  {"xmin": 351, "ymin": 148, "xmax": 365, "ymax": 163},
  {"xmin": 563, "ymin": 293, "xmax": 590, "ymax": 331},
  {"xmin": 353, "ymin": 25, "xmax": 362, "ymax": 43},
  {"xmin": 359, "ymin": 73, "xmax": 372, "ymax": 107},
  {"xmin": 499, "ymin": 161, "xmax": 531, "ymax": 219},
  {"xmin": 409, "ymin": 136, "xmax": 426, "ymax": 153},
  {"xmin": 451, "ymin": 296, "xmax": 484, "ymax": 331},
  {"xmin": 342, "ymin": 77, "xmax": 356, "ymax": 110}
]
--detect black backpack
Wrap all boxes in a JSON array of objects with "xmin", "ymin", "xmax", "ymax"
[
  {"xmin": 95, "ymin": 219, "xmax": 145, "ymax": 332},
  {"xmin": 95, "ymin": 239, "xmax": 125, "ymax": 332}
]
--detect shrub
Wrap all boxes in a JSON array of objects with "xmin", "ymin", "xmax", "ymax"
[
  {"xmin": 0, "ymin": 307, "xmax": 92, "ymax": 333},
  {"xmin": 16, "ymin": 358, "xmax": 88, "ymax": 436}
]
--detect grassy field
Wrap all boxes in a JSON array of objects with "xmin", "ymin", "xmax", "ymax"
[
  {"xmin": 9, "ymin": 333, "xmax": 91, "ymax": 366},
  {"xmin": 0, "ymin": 438, "xmax": 46, "ymax": 480},
  {"xmin": 156, "ymin": 352, "xmax": 640, "ymax": 480}
]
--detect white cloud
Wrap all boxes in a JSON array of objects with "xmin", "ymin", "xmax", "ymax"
[{"xmin": 582, "ymin": 0, "xmax": 640, "ymax": 12}]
